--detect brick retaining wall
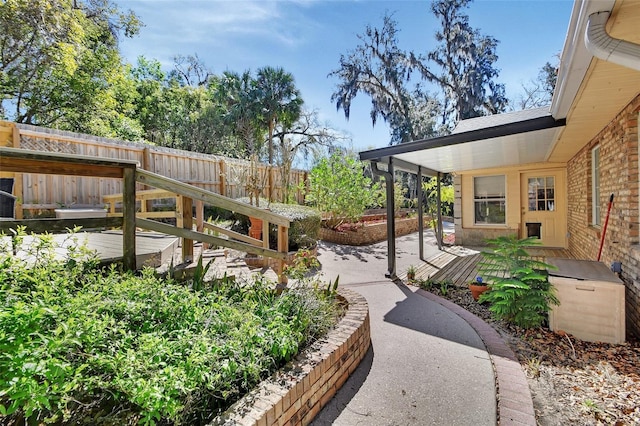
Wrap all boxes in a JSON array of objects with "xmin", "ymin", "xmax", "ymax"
[
  {"xmin": 212, "ymin": 288, "xmax": 370, "ymax": 425},
  {"xmin": 320, "ymin": 216, "xmax": 426, "ymax": 246}
]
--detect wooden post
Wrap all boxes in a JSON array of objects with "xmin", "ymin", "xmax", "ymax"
[
  {"xmin": 218, "ymin": 159, "xmax": 226, "ymax": 196},
  {"xmin": 12, "ymin": 125, "xmax": 23, "ymax": 219},
  {"xmin": 196, "ymin": 199, "xmax": 206, "ymax": 249},
  {"xmin": 277, "ymin": 225, "xmax": 289, "ymax": 285},
  {"xmin": 303, "ymin": 171, "xmax": 309, "ymax": 204},
  {"xmin": 181, "ymin": 196, "xmax": 193, "ymax": 263},
  {"xmin": 268, "ymin": 166, "xmax": 274, "ymax": 202},
  {"xmin": 122, "ymin": 167, "xmax": 137, "ymax": 271},
  {"xmin": 142, "ymin": 147, "xmax": 153, "ymax": 212},
  {"xmin": 262, "ymin": 219, "xmax": 270, "ymax": 267}
]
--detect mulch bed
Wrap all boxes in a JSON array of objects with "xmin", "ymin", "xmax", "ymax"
[{"xmin": 417, "ymin": 283, "xmax": 640, "ymax": 425}]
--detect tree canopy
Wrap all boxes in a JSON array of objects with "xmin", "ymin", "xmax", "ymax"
[
  {"xmin": 0, "ymin": 0, "xmax": 142, "ymax": 138},
  {"xmin": 330, "ymin": 0, "xmax": 509, "ymax": 143},
  {"xmin": 329, "ymin": 14, "xmax": 441, "ymax": 145}
]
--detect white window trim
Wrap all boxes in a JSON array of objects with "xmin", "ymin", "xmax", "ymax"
[
  {"xmin": 473, "ymin": 175, "xmax": 506, "ymax": 225},
  {"xmin": 592, "ymin": 145, "xmax": 600, "ymax": 226}
]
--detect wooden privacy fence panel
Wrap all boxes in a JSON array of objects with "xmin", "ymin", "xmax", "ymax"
[{"xmin": 0, "ymin": 121, "xmax": 308, "ymax": 217}]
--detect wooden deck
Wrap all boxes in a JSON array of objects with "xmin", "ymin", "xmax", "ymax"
[
  {"xmin": 3, "ymin": 230, "xmax": 179, "ymax": 269},
  {"xmin": 400, "ymin": 245, "xmax": 576, "ymax": 287}
]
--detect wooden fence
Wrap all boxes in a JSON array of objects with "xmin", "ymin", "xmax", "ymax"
[{"xmin": 0, "ymin": 121, "xmax": 308, "ymax": 219}]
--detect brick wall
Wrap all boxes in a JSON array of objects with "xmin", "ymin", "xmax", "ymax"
[
  {"xmin": 567, "ymin": 94, "xmax": 640, "ymax": 338},
  {"xmin": 213, "ymin": 288, "xmax": 370, "ymax": 425}
]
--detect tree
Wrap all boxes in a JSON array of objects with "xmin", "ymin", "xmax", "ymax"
[
  {"xmin": 329, "ymin": 14, "xmax": 441, "ymax": 145},
  {"xmin": 213, "ymin": 70, "xmax": 264, "ymax": 157},
  {"xmin": 513, "ymin": 60, "xmax": 558, "ymax": 110},
  {"xmin": 0, "ymin": 0, "xmax": 141, "ymax": 138},
  {"xmin": 273, "ymin": 109, "xmax": 347, "ymax": 202},
  {"xmin": 255, "ymin": 66, "xmax": 303, "ymax": 165},
  {"xmin": 410, "ymin": 0, "xmax": 508, "ymax": 125},
  {"xmin": 307, "ymin": 152, "xmax": 381, "ymax": 229}
]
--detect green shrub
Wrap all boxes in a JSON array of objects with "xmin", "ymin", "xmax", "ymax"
[
  {"xmin": 478, "ymin": 236, "xmax": 559, "ymax": 328},
  {"xmin": 233, "ymin": 198, "xmax": 321, "ymax": 251},
  {"xmin": 0, "ymin": 229, "xmax": 338, "ymax": 425},
  {"xmin": 306, "ymin": 153, "xmax": 381, "ymax": 229}
]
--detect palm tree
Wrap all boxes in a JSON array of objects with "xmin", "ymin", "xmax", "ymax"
[
  {"xmin": 215, "ymin": 70, "xmax": 262, "ymax": 157},
  {"xmin": 255, "ymin": 67, "xmax": 303, "ymax": 165}
]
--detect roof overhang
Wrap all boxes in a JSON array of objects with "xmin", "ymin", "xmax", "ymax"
[{"xmin": 360, "ymin": 111, "xmax": 566, "ymax": 174}]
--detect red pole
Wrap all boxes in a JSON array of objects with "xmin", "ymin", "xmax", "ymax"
[{"xmin": 597, "ymin": 193, "xmax": 614, "ymax": 261}]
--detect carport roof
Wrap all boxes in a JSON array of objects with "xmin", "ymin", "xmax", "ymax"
[{"xmin": 359, "ymin": 107, "xmax": 566, "ymax": 175}]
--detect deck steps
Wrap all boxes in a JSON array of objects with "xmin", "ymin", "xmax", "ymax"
[{"xmin": 400, "ymin": 245, "xmax": 576, "ymax": 286}]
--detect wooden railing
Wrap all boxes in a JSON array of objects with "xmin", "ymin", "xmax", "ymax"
[
  {"xmin": 0, "ymin": 147, "xmax": 138, "ymax": 271},
  {"xmin": 0, "ymin": 147, "xmax": 292, "ymax": 283}
]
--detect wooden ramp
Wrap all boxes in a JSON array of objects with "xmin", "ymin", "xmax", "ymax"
[{"xmin": 3, "ymin": 231, "xmax": 179, "ymax": 269}]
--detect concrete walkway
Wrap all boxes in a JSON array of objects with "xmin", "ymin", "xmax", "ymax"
[{"xmin": 311, "ymin": 227, "xmax": 534, "ymax": 425}]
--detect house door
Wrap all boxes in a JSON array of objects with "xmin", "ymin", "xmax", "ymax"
[{"xmin": 520, "ymin": 171, "xmax": 567, "ymax": 247}]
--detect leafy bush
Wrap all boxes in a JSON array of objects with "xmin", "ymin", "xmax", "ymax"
[
  {"xmin": 478, "ymin": 236, "xmax": 559, "ymax": 328},
  {"xmin": 0, "ymin": 229, "xmax": 338, "ymax": 425},
  {"xmin": 306, "ymin": 153, "xmax": 381, "ymax": 229},
  {"xmin": 233, "ymin": 198, "xmax": 321, "ymax": 250},
  {"xmin": 267, "ymin": 202, "xmax": 321, "ymax": 250}
]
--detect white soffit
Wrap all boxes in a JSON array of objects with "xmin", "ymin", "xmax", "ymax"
[{"xmin": 392, "ymin": 126, "xmax": 564, "ymax": 173}]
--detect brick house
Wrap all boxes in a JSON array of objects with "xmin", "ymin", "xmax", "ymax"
[{"xmin": 359, "ymin": 0, "xmax": 640, "ymax": 337}]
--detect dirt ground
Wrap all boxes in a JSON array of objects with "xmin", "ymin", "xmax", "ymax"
[{"xmin": 420, "ymin": 284, "xmax": 640, "ymax": 425}]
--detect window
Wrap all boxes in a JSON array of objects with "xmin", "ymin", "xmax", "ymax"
[
  {"xmin": 474, "ymin": 175, "xmax": 506, "ymax": 224},
  {"xmin": 592, "ymin": 146, "xmax": 601, "ymax": 225},
  {"xmin": 527, "ymin": 177, "xmax": 555, "ymax": 212}
]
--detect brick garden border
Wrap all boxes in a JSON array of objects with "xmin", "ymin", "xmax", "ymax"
[
  {"xmin": 320, "ymin": 216, "xmax": 423, "ymax": 246},
  {"xmin": 417, "ymin": 289, "xmax": 536, "ymax": 426},
  {"xmin": 212, "ymin": 288, "xmax": 370, "ymax": 425}
]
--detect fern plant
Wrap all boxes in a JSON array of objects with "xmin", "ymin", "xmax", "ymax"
[{"xmin": 478, "ymin": 236, "xmax": 559, "ymax": 328}]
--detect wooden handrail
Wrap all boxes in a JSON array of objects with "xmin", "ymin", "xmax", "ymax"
[
  {"xmin": 202, "ymin": 221, "xmax": 263, "ymax": 247},
  {"xmin": 136, "ymin": 169, "xmax": 290, "ymax": 227},
  {"xmin": 0, "ymin": 147, "xmax": 137, "ymax": 270},
  {"xmin": 136, "ymin": 218, "xmax": 287, "ymax": 260}
]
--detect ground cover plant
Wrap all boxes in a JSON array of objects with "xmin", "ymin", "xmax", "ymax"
[{"xmin": 0, "ymin": 229, "xmax": 339, "ymax": 425}]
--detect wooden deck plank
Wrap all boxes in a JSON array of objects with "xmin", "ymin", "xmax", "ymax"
[{"xmin": 403, "ymin": 245, "xmax": 577, "ymax": 284}]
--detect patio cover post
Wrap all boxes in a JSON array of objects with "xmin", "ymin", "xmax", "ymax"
[
  {"xmin": 418, "ymin": 166, "xmax": 424, "ymax": 260},
  {"xmin": 371, "ymin": 158, "xmax": 396, "ymax": 278},
  {"xmin": 122, "ymin": 167, "xmax": 137, "ymax": 271},
  {"xmin": 436, "ymin": 172, "xmax": 443, "ymax": 250}
]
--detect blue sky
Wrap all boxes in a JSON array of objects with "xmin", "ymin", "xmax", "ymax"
[{"xmin": 116, "ymin": 0, "xmax": 574, "ymax": 152}]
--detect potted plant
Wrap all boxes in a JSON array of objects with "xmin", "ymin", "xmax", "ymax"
[
  {"xmin": 468, "ymin": 275, "xmax": 489, "ymax": 301},
  {"xmin": 406, "ymin": 265, "xmax": 417, "ymax": 282},
  {"xmin": 244, "ymin": 155, "xmax": 270, "ymax": 240}
]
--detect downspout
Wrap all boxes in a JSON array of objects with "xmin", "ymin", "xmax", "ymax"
[
  {"xmin": 585, "ymin": 11, "xmax": 640, "ymax": 72},
  {"xmin": 371, "ymin": 159, "xmax": 396, "ymax": 278}
]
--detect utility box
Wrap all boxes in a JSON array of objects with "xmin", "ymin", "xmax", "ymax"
[{"xmin": 547, "ymin": 258, "xmax": 625, "ymax": 344}]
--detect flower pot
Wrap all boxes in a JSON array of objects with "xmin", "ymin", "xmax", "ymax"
[
  {"xmin": 249, "ymin": 216, "xmax": 263, "ymax": 240},
  {"xmin": 407, "ymin": 272, "xmax": 416, "ymax": 281},
  {"xmin": 469, "ymin": 283, "xmax": 489, "ymax": 301}
]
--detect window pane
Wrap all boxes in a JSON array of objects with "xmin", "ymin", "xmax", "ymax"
[
  {"xmin": 474, "ymin": 175, "xmax": 505, "ymax": 198},
  {"xmin": 546, "ymin": 177, "xmax": 555, "ymax": 188},
  {"xmin": 475, "ymin": 201, "xmax": 506, "ymax": 224},
  {"xmin": 592, "ymin": 147, "xmax": 601, "ymax": 225}
]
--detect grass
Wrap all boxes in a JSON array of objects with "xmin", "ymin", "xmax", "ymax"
[{"xmin": 0, "ymin": 229, "xmax": 339, "ymax": 425}]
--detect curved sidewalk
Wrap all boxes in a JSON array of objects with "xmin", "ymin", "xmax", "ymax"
[{"xmin": 311, "ymin": 231, "xmax": 535, "ymax": 425}]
